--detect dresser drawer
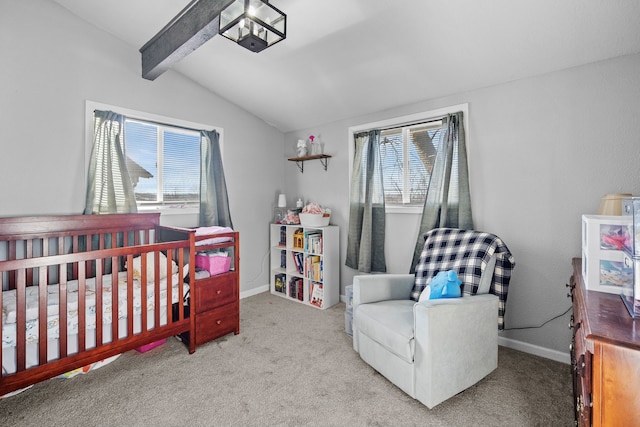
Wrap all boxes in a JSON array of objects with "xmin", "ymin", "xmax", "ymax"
[
  {"xmin": 195, "ymin": 274, "xmax": 237, "ymax": 313},
  {"xmin": 195, "ymin": 302, "xmax": 239, "ymax": 345}
]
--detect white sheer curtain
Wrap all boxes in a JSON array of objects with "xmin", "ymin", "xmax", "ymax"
[{"xmin": 84, "ymin": 110, "xmax": 137, "ymax": 214}]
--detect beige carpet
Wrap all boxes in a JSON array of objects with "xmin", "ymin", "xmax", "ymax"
[{"xmin": 0, "ymin": 291, "xmax": 574, "ymax": 426}]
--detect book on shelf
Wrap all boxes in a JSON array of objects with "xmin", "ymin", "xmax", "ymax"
[
  {"xmin": 305, "ymin": 255, "xmax": 322, "ymax": 281},
  {"xmin": 291, "ymin": 251, "xmax": 304, "ymax": 274},
  {"xmin": 310, "ymin": 282, "xmax": 323, "ymax": 308},
  {"xmin": 288, "ymin": 277, "xmax": 304, "ymax": 301},
  {"xmin": 274, "ymin": 273, "xmax": 286, "ymax": 294},
  {"xmin": 304, "ymin": 231, "xmax": 323, "ymax": 254}
]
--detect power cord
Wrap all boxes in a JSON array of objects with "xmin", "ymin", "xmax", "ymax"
[
  {"xmin": 244, "ymin": 249, "xmax": 270, "ymax": 286},
  {"xmin": 503, "ymin": 305, "xmax": 572, "ymax": 331}
]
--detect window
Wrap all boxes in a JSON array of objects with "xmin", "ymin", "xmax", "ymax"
[
  {"xmin": 86, "ymin": 101, "xmax": 222, "ymax": 213},
  {"xmin": 124, "ymin": 119, "xmax": 200, "ymax": 206},
  {"xmin": 349, "ymin": 104, "xmax": 468, "ymax": 211},
  {"xmin": 379, "ymin": 121, "xmax": 448, "ymax": 206}
]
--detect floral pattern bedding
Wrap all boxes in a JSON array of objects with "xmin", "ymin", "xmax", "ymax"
[{"xmin": 2, "ymin": 271, "xmax": 190, "ymax": 348}]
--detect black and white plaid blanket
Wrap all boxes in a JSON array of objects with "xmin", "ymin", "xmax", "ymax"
[{"xmin": 411, "ymin": 228, "xmax": 515, "ymax": 330}]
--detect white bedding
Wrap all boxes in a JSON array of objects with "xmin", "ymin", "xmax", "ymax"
[
  {"xmin": 2, "ymin": 271, "xmax": 190, "ymax": 349},
  {"xmin": 194, "ymin": 226, "xmax": 234, "ymax": 246}
]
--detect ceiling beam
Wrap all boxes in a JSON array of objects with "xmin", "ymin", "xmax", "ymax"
[{"xmin": 140, "ymin": 0, "xmax": 235, "ymax": 80}]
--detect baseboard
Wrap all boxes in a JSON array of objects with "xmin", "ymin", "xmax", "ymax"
[
  {"xmin": 241, "ymin": 285, "xmax": 269, "ymax": 300},
  {"xmin": 498, "ymin": 336, "xmax": 570, "ymax": 365}
]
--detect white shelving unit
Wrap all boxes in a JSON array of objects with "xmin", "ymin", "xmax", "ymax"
[{"xmin": 270, "ymin": 224, "xmax": 339, "ymax": 310}]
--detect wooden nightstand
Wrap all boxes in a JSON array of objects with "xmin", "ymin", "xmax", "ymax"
[{"xmin": 176, "ymin": 232, "xmax": 240, "ymax": 351}]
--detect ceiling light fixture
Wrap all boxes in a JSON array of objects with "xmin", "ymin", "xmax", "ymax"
[{"xmin": 219, "ymin": 0, "xmax": 286, "ymax": 53}]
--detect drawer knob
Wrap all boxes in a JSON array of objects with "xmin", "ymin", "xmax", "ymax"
[
  {"xmin": 216, "ymin": 320, "xmax": 222, "ymax": 325},
  {"xmin": 216, "ymin": 290, "xmax": 222, "ymax": 295}
]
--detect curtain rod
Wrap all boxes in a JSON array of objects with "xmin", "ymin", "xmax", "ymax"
[
  {"xmin": 127, "ymin": 116, "xmax": 205, "ymax": 134},
  {"xmin": 360, "ymin": 115, "xmax": 447, "ymax": 134},
  {"xmin": 95, "ymin": 109, "xmax": 207, "ymax": 134}
]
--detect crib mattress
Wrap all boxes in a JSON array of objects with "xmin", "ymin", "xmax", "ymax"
[{"xmin": 2, "ymin": 271, "xmax": 190, "ymax": 349}]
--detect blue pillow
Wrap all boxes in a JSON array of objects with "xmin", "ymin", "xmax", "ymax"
[{"xmin": 429, "ymin": 270, "xmax": 462, "ymax": 299}]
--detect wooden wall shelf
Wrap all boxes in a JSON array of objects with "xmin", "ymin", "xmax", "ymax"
[{"xmin": 287, "ymin": 154, "xmax": 332, "ymax": 173}]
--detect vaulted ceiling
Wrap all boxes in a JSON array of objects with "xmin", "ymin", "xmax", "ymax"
[{"xmin": 52, "ymin": 0, "xmax": 640, "ymax": 133}]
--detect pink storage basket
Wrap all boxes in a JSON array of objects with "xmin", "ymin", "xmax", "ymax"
[{"xmin": 196, "ymin": 253, "xmax": 231, "ymax": 275}]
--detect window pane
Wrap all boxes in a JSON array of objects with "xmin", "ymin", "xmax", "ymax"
[
  {"xmin": 125, "ymin": 121, "xmax": 158, "ymax": 202},
  {"xmin": 408, "ymin": 127, "xmax": 442, "ymax": 205},
  {"xmin": 163, "ymin": 131, "xmax": 200, "ymax": 203},
  {"xmin": 376, "ymin": 122, "xmax": 450, "ymax": 207},
  {"xmin": 379, "ymin": 131, "xmax": 403, "ymax": 204}
]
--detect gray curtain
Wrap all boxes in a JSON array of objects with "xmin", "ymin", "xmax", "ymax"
[
  {"xmin": 410, "ymin": 112, "xmax": 473, "ymax": 272},
  {"xmin": 346, "ymin": 130, "xmax": 386, "ymax": 273},
  {"xmin": 199, "ymin": 130, "xmax": 233, "ymax": 228},
  {"xmin": 84, "ymin": 110, "xmax": 137, "ymax": 214}
]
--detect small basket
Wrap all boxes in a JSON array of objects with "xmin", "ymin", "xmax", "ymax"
[
  {"xmin": 299, "ymin": 213, "xmax": 330, "ymax": 227},
  {"xmin": 196, "ymin": 253, "xmax": 231, "ymax": 275}
]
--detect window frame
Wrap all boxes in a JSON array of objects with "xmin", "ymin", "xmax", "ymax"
[
  {"xmin": 85, "ymin": 100, "xmax": 223, "ymax": 215},
  {"xmin": 348, "ymin": 103, "xmax": 469, "ymax": 214}
]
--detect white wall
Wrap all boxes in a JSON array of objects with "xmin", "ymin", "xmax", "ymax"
[
  {"xmin": 0, "ymin": 0, "xmax": 284, "ymax": 296},
  {"xmin": 4, "ymin": 0, "xmax": 640, "ymax": 360},
  {"xmin": 285, "ymin": 52, "xmax": 640, "ymax": 357}
]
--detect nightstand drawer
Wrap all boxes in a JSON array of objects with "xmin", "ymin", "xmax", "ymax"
[
  {"xmin": 195, "ymin": 302, "xmax": 239, "ymax": 345},
  {"xmin": 195, "ymin": 274, "xmax": 237, "ymax": 312}
]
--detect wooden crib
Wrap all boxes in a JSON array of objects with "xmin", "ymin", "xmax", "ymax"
[{"xmin": 0, "ymin": 213, "xmax": 238, "ymax": 397}]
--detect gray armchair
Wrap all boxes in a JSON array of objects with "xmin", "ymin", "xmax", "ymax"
[{"xmin": 352, "ymin": 228, "xmax": 515, "ymax": 409}]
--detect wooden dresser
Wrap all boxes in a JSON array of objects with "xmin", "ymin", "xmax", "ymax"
[{"xmin": 569, "ymin": 258, "xmax": 640, "ymax": 426}]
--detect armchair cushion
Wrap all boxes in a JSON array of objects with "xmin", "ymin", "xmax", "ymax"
[
  {"xmin": 411, "ymin": 228, "xmax": 515, "ymax": 329},
  {"xmin": 355, "ymin": 300, "xmax": 415, "ymax": 363}
]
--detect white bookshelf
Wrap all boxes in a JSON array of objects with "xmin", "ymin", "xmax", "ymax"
[{"xmin": 270, "ymin": 224, "xmax": 339, "ymax": 309}]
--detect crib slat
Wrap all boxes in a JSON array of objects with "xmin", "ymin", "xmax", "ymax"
[
  {"xmin": 38, "ymin": 266, "xmax": 48, "ymax": 367},
  {"xmin": 26, "ymin": 239, "xmax": 33, "ymax": 288},
  {"xmin": 95, "ymin": 259, "xmax": 104, "ymax": 347},
  {"xmin": 112, "ymin": 257, "xmax": 121, "ymax": 343},
  {"xmin": 16, "ymin": 269, "xmax": 26, "ymax": 373},
  {"xmin": 141, "ymin": 252, "xmax": 148, "ymax": 334},
  {"xmin": 78, "ymin": 262, "xmax": 86, "ymax": 353},
  {"xmin": 8, "ymin": 240, "xmax": 16, "ymax": 289},
  {"xmin": 154, "ymin": 251, "xmax": 160, "ymax": 330},
  {"xmin": 95, "ymin": 261, "xmax": 103, "ymax": 348},
  {"xmin": 179, "ymin": 248, "xmax": 185, "ymax": 321},
  {"xmin": 59, "ymin": 264, "xmax": 68, "ymax": 359},
  {"xmin": 127, "ymin": 254, "xmax": 140, "ymax": 337},
  {"xmin": 166, "ymin": 250, "xmax": 174, "ymax": 326},
  {"xmin": 72, "ymin": 235, "xmax": 79, "ymax": 280}
]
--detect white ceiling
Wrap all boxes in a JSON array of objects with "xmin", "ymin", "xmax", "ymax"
[{"xmin": 52, "ymin": 0, "xmax": 640, "ymax": 133}]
